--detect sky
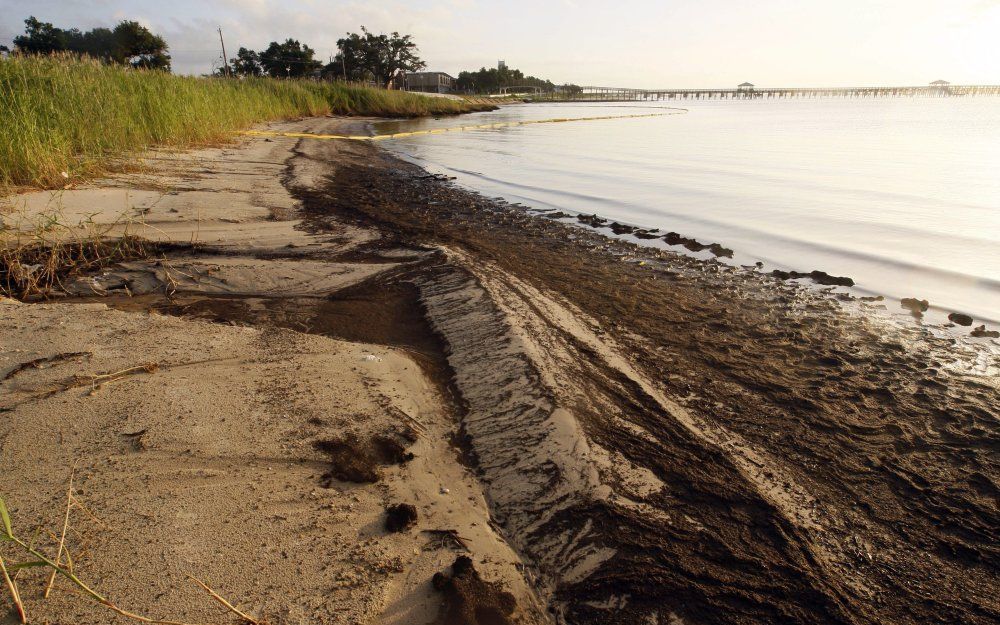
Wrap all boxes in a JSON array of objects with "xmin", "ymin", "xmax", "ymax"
[{"xmin": 2, "ymin": 0, "xmax": 998, "ymax": 88}]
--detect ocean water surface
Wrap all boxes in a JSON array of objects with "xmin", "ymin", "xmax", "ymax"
[{"xmin": 375, "ymin": 98, "xmax": 1000, "ymax": 324}]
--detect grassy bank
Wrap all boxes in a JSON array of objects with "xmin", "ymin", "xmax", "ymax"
[{"xmin": 0, "ymin": 55, "xmax": 494, "ymax": 190}]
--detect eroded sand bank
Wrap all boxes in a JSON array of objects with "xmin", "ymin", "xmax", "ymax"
[{"xmin": 1, "ymin": 120, "xmax": 546, "ymax": 625}]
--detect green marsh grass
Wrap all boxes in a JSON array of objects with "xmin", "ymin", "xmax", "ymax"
[{"xmin": 0, "ymin": 55, "xmax": 492, "ymax": 190}]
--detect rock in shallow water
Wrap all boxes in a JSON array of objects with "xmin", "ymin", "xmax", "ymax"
[
  {"xmin": 901, "ymin": 298, "xmax": 930, "ymax": 314},
  {"xmin": 970, "ymin": 325, "xmax": 999, "ymax": 338},
  {"xmin": 948, "ymin": 312, "xmax": 974, "ymax": 326}
]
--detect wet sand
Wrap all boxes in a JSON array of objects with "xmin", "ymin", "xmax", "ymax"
[{"xmin": 2, "ymin": 117, "xmax": 998, "ymax": 625}]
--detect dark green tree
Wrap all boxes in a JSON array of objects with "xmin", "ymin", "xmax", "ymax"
[
  {"xmin": 109, "ymin": 21, "xmax": 170, "ymax": 69},
  {"xmin": 229, "ymin": 47, "xmax": 263, "ymax": 76},
  {"xmin": 12, "ymin": 16, "xmax": 170, "ymax": 70},
  {"xmin": 325, "ymin": 32, "xmax": 365, "ymax": 81},
  {"xmin": 259, "ymin": 39, "xmax": 321, "ymax": 78},
  {"xmin": 13, "ymin": 17, "xmax": 64, "ymax": 54},
  {"xmin": 325, "ymin": 27, "xmax": 425, "ymax": 85},
  {"xmin": 68, "ymin": 27, "xmax": 116, "ymax": 62}
]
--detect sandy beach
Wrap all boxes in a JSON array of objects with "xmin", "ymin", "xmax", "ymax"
[{"xmin": 2, "ymin": 117, "xmax": 998, "ymax": 625}]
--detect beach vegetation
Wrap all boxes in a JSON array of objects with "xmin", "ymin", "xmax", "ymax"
[{"xmin": 0, "ymin": 54, "xmax": 494, "ymax": 191}]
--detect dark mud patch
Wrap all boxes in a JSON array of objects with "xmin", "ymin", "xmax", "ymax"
[
  {"xmin": 81, "ymin": 267, "xmax": 458, "ymax": 395},
  {"xmin": 384, "ymin": 503, "xmax": 418, "ymax": 532},
  {"xmin": 432, "ymin": 556, "xmax": 516, "ymax": 625},
  {"xmin": 371, "ymin": 434, "xmax": 415, "ymax": 464},
  {"xmin": 314, "ymin": 432, "xmax": 414, "ymax": 485}
]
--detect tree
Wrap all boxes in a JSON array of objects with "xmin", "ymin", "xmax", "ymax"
[
  {"xmin": 110, "ymin": 20, "xmax": 170, "ymax": 69},
  {"xmin": 13, "ymin": 17, "xmax": 64, "ymax": 54},
  {"xmin": 325, "ymin": 27, "xmax": 425, "ymax": 85},
  {"xmin": 69, "ymin": 27, "xmax": 116, "ymax": 62},
  {"xmin": 325, "ymin": 32, "xmax": 365, "ymax": 81},
  {"xmin": 230, "ymin": 47, "xmax": 262, "ymax": 77},
  {"xmin": 259, "ymin": 39, "xmax": 321, "ymax": 78},
  {"xmin": 12, "ymin": 16, "xmax": 170, "ymax": 70}
]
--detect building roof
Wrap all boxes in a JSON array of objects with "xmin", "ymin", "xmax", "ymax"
[
  {"xmin": 930, "ymin": 80, "xmax": 950, "ymax": 85},
  {"xmin": 738, "ymin": 82, "xmax": 754, "ymax": 87}
]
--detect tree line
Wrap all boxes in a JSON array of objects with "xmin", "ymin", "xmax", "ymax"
[
  {"xmin": 5, "ymin": 17, "xmax": 426, "ymax": 85},
  {"xmin": 4, "ymin": 16, "xmax": 577, "ymax": 95},
  {"xmin": 8, "ymin": 17, "xmax": 170, "ymax": 69},
  {"xmin": 455, "ymin": 66, "xmax": 579, "ymax": 95},
  {"xmin": 222, "ymin": 27, "xmax": 425, "ymax": 84}
]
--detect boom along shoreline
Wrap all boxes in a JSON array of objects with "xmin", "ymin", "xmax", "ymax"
[{"xmin": 240, "ymin": 110, "xmax": 688, "ymax": 141}]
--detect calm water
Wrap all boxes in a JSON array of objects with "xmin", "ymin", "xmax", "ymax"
[{"xmin": 376, "ymin": 99, "xmax": 1000, "ymax": 324}]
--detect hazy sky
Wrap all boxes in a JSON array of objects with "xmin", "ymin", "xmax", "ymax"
[{"xmin": 2, "ymin": 0, "xmax": 998, "ymax": 87}]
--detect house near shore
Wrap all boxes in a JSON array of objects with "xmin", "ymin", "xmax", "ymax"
[
  {"xmin": 737, "ymin": 81, "xmax": 754, "ymax": 91},
  {"xmin": 402, "ymin": 71, "xmax": 456, "ymax": 94}
]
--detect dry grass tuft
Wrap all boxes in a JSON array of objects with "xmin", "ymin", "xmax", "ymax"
[
  {"xmin": 0, "ymin": 200, "xmax": 163, "ymax": 300},
  {"xmin": 0, "ymin": 234, "xmax": 154, "ymax": 300},
  {"xmin": 1, "ymin": 472, "xmax": 264, "ymax": 624}
]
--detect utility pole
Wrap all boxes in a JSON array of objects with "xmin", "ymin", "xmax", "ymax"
[{"xmin": 218, "ymin": 27, "xmax": 230, "ymax": 77}]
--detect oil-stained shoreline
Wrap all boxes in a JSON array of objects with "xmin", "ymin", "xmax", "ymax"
[
  {"xmin": 300, "ymin": 127, "xmax": 998, "ymax": 624},
  {"xmin": 2, "ymin": 117, "xmax": 997, "ymax": 625}
]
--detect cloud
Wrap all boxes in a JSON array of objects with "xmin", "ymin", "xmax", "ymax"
[{"xmin": 2, "ymin": 0, "xmax": 998, "ymax": 86}]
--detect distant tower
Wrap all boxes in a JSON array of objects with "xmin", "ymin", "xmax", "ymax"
[{"xmin": 498, "ymin": 60, "xmax": 506, "ymax": 71}]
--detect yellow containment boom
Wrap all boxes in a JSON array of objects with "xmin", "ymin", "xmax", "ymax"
[{"xmin": 240, "ymin": 111, "xmax": 685, "ymax": 142}]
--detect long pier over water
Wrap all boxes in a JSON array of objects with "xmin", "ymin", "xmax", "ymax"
[{"xmin": 544, "ymin": 84, "xmax": 1000, "ymax": 101}]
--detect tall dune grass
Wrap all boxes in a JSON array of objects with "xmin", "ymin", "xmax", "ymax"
[{"xmin": 0, "ymin": 55, "xmax": 492, "ymax": 190}]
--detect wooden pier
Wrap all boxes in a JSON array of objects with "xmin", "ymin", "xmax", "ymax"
[{"xmin": 541, "ymin": 84, "xmax": 1000, "ymax": 101}]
